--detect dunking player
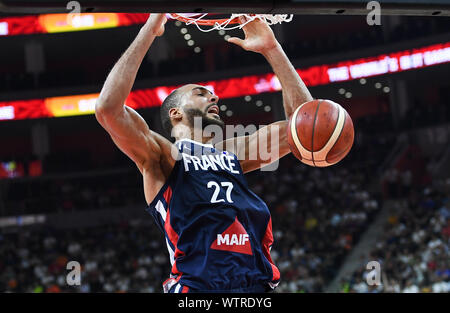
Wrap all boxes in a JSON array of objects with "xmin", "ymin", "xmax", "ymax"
[{"xmin": 95, "ymin": 14, "xmax": 313, "ymax": 292}]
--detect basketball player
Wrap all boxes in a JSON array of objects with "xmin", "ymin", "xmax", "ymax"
[{"xmin": 95, "ymin": 13, "xmax": 313, "ymax": 292}]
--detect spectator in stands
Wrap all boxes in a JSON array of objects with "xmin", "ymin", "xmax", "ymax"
[{"xmin": 344, "ymin": 179, "xmax": 449, "ymax": 293}]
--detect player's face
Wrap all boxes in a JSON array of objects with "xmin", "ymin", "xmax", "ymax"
[{"xmin": 180, "ymin": 84, "xmax": 224, "ymax": 129}]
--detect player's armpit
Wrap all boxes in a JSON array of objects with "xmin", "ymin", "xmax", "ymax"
[
  {"xmin": 214, "ymin": 136, "xmax": 242, "ymax": 156},
  {"xmin": 95, "ymin": 104, "xmax": 169, "ymax": 172},
  {"xmin": 229, "ymin": 121, "xmax": 291, "ymax": 173}
]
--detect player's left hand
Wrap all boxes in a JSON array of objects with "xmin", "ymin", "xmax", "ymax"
[
  {"xmin": 226, "ymin": 15, "xmax": 279, "ymax": 54},
  {"xmin": 145, "ymin": 13, "xmax": 167, "ymax": 37}
]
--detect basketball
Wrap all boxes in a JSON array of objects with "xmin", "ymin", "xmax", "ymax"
[{"xmin": 287, "ymin": 99, "xmax": 354, "ymax": 167}]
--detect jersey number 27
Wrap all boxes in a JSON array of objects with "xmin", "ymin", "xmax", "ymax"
[{"xmin": 207, "ymin": 181, "xmax": 234, "ymax": 203}]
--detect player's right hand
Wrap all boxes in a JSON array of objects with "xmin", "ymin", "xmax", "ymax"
[{"xmin": 146, "ymin": 13, "xmax": 167, "ymax": 37}]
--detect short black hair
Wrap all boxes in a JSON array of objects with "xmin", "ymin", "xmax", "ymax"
[{"xmin": 160, "ymin": 89, "xmax": 182, "ymax": 137}]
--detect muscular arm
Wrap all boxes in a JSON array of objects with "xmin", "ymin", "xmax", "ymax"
[
  {"xmin": 95, "ymin": 14, "xmax": 168, "ymax": 173},
  {"xmin": 262, "ymin": 42, "xmax": 314, "ymax": 119},
  {"xmin": 219, "ymin": 17, "xmax": 313, "ymax": 173},
  {"xmin": 216, "ymin": 121, "xmax": 291, "ymax": 173}
]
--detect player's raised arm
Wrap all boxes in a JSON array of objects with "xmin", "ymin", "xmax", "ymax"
[
  {"xmin": 221, "ymin": 16, "xmax": 314, "ymax": 173},
  {"xmin": 227, "ymin": 16, "xmax": 313, "ymax": 118},
  {"xmin": 95, "ymin": 14, "xmax": 168, "ymax": 173}
]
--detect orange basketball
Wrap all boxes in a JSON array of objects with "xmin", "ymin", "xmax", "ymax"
[{"xmin": 287, "ymin": 99, "xmax": 354, "ymax": 167}]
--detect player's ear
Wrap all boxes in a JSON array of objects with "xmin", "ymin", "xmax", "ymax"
[{"xmin": 169, "ymin": 107, "xmax": 183, "ymax": 121}]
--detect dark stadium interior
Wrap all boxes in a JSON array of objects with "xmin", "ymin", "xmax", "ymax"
[{"xmin": 0, "ymin": 12, "xmax": 449, "ymax": 293}]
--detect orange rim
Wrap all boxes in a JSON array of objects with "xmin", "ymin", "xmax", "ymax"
[{"xmin": 170, "ymin": 13, "xmax": 241, "ymax": 26}]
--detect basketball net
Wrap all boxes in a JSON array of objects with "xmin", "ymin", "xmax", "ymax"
[{"xmin": 166, "ymin": 13, "xmax": 293, "ymax": 32}]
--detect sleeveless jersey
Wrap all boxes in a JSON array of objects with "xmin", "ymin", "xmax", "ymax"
[{"xmin": 146, "ymin": 139, "xmax": 280, "ymax": 293}]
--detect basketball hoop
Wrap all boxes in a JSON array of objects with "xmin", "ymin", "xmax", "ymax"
[{"xmin": 166, "ymin": 13, "xmax": 293, "ymax": 32}]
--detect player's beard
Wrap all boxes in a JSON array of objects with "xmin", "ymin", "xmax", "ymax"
[{"xmin": 184, "ymin": 107, "xmax": 225, "ymax": 131}]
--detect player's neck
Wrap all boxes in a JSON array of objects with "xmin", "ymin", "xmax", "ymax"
[{"xmin": 172, "ymin": 125, "xmax": 214, "ymax": 146}]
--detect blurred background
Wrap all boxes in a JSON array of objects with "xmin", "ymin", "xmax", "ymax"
[{"xmin": 0, "ymin": 9, "xmax": 449, "ymax": 293}]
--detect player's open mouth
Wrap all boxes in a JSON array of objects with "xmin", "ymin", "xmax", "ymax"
[{"xmin": 207, "ymin": 105, "xmax": 219, "ymax": 115}]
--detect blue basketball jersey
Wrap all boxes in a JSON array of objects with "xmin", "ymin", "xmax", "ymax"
[{"xmin": 146, "ymin": 139, "xmax": 280, "ymax": 293}]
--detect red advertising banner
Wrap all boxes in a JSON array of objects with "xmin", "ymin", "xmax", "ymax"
[
  {"xmin": 0, "ymin": 41, "xmax": 449, "ymax": 122},
  {"xmin": 0, "ymin": 13, "xmax": 149, "ymax": 36}
]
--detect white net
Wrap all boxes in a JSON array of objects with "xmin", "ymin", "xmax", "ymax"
[{"xmin": 167, "ymin": 13, "xmax": 293, "ymax": 32}]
